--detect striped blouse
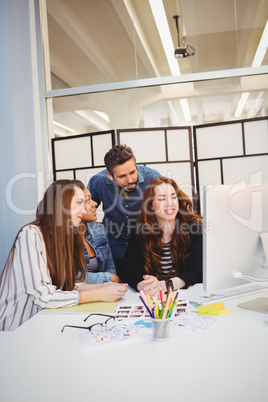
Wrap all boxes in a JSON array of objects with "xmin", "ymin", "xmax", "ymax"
[
  {"xmin": 0, "ymin": 225, "xmax": 80, "ymax": 331},
  {"xmin": 160, "ymin": 242, "xmax": 175, "ymax": 280}
]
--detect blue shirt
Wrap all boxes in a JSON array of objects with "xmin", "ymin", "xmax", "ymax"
[
  {"xmin": 83, "ymin": 221, "xmax": 116, "ymax": 284},
  {"xmin": 88, "ymin": 165, "xmax": 161, "ymax": 259}
]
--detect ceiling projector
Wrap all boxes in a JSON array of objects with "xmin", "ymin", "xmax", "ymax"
[
  {"xmin": 173, "ymin": 16, "xmax": 195, "ymax": 60},
  {"xmin": 174, "ymin": 46, "xmax": 188, "ymax": 59}
]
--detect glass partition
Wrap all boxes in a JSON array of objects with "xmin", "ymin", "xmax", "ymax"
[
  {"xmin": 50, "ymin": 74, "xmax": 268, "ymax": 136},
  {"xmin": 43, "ymin": 0, "xmax": 268, "ymax": 90}
]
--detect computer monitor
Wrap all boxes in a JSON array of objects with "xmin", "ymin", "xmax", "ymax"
[{"xmin": 203, "ymin": 183, "xmax": 268, "ymax": 293}]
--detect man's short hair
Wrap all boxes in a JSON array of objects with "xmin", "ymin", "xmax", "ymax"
[{"xmin": 104, "ymin": 144, "xmax": 136, "ymax": 174}]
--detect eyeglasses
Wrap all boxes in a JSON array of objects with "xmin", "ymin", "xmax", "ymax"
[{"xmin": 61, "ymin": 313, "xmax": 115, "ymax": 333}]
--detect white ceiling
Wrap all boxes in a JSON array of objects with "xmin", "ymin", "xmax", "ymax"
[{"xmin": 45, "ymin": 0, "xmax": 268, "ymax": 135}]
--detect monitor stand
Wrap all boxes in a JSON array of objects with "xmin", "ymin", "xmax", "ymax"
[{"xmin": 238, "ymin": 297, "xmax": 268, "ymax": 313}]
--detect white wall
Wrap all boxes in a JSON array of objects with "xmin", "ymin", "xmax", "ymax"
[{"xmin": 0, "ymin": 0, "xmax": 48, "ymax": 272}]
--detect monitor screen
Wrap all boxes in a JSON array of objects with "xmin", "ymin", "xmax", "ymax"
[{"xmin": 203, "ymin": 183, "xmax": 268, "ymax": 293}]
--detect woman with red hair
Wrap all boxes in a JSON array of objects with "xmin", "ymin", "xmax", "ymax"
[{"xmin": 125, "ymin": 177, "xmax": 202, "ymax": 296}]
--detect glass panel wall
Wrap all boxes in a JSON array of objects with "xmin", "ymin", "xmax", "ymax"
[
  {"xmin": 50, "ymin": 74, "xmax": 268, "ymax": 137},
  {"xmin": 44, "ymin": 0, "xmax": 268, "ymax": 90}
]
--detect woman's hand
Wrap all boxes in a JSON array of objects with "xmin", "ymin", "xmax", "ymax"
[
  {"xmin": 97, "ymin": 282, "xmax": 128, "ymax": 302},
  {"xmin": 79, "ymin": 282, "xmax": 128, "ymax": 303},
  {"xmin": 137, "ymin": 275, "xmax": 160, "ymax": 297}
]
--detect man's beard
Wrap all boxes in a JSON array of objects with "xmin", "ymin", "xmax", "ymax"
[{"xmin": 122, "ymin": 182, "xmax": 137, "ymax": 193}]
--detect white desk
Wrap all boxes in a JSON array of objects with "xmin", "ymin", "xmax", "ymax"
[{"xmin": 0, "ymin": 284, "xmax": 267, "ymax": 402}]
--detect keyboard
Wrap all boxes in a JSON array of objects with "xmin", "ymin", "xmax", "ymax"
[{"xmin": 198, "ymin": 282, "xmax": 268, "ymax": 305}]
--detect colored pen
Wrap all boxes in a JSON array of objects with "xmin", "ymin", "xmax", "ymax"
[
  {"xmin": 140, "ymin": 290, "xmax": 152, "ymax": 310},
  {"xmin": 154, "ymin": 296, "xmax": 159, "ymax": 318},
  {"xmin": 166, "ymin": 292, "xmax": 179, "ymax": 318},
  {"xmin": 169, "ymin": 291, "xmax": 178, "ymax": 311},
  {"xmin": 139, "ymin": 289, "xmax": 147, "ymax": 301},
  {"xmin": 145, "ymin": 292, "xmax": 154, "ymax": 308},
  {"xmin": 162, "ymin": 291, "xmax": 173, "ymax": 319},
  {"xmin": 159, "ymin": 288, "xmax": 163, "ymax": 306},
  {"xmin": 139, "ymin": 295, "xmax": 153, "ymax": 317},
  {"xmin": 159, "ymin": 300, "xmax": 166, "ymax": 318},
  {"xmin": 166, "ymin": 285, "xmax": 170, "ymax": 301},
  {"xmin": 170, "ymin": 299, "xmax": 179, "ymax": 317}
]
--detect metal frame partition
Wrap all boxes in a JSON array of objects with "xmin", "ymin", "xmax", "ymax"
[
  {"xmin": 52, "ymin": 130, "xmax": 116, "ymax": 184},
  {"xmin": 193, "ymin": 116, "xmax": 268, "ymax": 215}
]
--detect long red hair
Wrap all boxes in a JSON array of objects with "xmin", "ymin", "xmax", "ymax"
[{"xmin": 137, "ymin": 177, "xmax": 202, "ymax": 279}]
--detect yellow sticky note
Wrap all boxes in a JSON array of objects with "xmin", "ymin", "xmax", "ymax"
[
  {"xmin": 197, "ymin": 302, "xmax": 232, "ymax": 316},
  {"xmin": 209, "ymin": 302, "xmax": 232, "ymax": 315},
  {"xmin": 197, "ymin": 306, "xmax": 221, "ymax": 316}
]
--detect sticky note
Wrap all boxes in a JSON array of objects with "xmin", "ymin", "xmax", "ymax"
[{"xmin": 196, "ymin": 302, "xmax": 232, "ymax": 316}]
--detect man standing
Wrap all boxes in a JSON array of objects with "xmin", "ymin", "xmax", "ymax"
[{"xmin": 87, "ymin": 144, "xmax": 161, "ymax": 281}]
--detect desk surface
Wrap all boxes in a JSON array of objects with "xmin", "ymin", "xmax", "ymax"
[{"xmin": 0, "ymin": 284, "xmax": 267, "ymax": 402}]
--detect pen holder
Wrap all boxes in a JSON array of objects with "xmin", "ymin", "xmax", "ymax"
[{"xmin": 151, "ymin": 317, "xmax": 171, "ymax": 341}]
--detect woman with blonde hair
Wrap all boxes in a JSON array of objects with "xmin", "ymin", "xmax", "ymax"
[
  {"xmin": 125, "ymin": 177, "xmax": 202, "ymax": 296},
  {"xmin": 0, "ymin": 179, "xmax": 127, "ymax": 331}
]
